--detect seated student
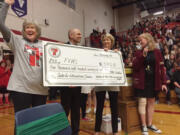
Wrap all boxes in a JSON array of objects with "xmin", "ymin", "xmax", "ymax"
[
  {"xmin": 165, "ymin": 67, "xmax": 171, "ymax": 105},
  {"xmin": 173, "ymin": 53, "xmax": 180, "ymax": 105}
]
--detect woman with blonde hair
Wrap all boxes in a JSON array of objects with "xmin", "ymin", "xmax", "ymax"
[
  {"xmin": 94, "ymin": 33, "xmax": 120, "ymax": 135},
  {"xmin": 133, "ymin": 33, "xmax": 167, "ymax": 135}
]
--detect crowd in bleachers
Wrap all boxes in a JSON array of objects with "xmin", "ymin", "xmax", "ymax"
[{"xmin": 89, "ymin": 15, "xmax": 180, "ymax": 105}]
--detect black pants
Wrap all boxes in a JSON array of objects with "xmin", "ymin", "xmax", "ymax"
[
  {"xmin": 80, "ymin": 93, "xmax": 88, "ymax": 118},
  {"xmin": 11, "ymin": 91, "xmax": 47, "ymax": 135},
  {"xmin": 95, "ymin": 91, "xmax": 118, "ymax": 133},
  {"xmin": 11, "ymin": 91, "xmax": 47, "ymax": 113},
  {"xmin": 60, "ymin": 87, "xmax": 81, "ymax": 135},
  {"xmin": 49, "ymin": 87, "xmax": 58, "ymax": 100}
]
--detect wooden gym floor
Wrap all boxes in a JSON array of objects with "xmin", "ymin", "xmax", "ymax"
[{"xmin": 0, "ymin": 99, "xmax": 180, "ymax": 135}]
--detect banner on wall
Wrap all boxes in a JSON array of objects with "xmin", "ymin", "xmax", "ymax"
[{"xmin": 11, "ymin": 0, "xmax": 27, "ymax": 17}]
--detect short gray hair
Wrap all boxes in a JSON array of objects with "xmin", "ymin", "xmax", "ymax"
[{"xmin": 22, "ymin": 20, "xmax": 41, "ymax": 40}]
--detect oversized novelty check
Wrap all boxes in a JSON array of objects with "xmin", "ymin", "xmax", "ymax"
[{"xmin": 43, "ymin": 43, "xmax": 127, "ymax": 86}]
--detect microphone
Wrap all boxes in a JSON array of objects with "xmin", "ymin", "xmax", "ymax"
[{"xmin": 143, "ymin": 46, "xmax": 148, "ymax": 57}]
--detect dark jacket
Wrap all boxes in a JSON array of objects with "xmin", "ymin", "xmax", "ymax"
[
  {"xmin": 61, "ymin": 41, "xmax": 81, "ymax": 89},
  {"xmin": 132, "ymin": 48, "xmax": 166, "ymax": 91}
]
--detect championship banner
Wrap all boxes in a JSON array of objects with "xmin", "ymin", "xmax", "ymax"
[
  {"xmin": 12, "ymin": 0, "xmax": 27, "ymax": 17},
  {"xmin": 43, "ymin": 43, "xmax": 127, "ymax": 86}
]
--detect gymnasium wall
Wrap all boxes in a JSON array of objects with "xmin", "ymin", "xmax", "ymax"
[{"xmin": 0, "ymin": 0, "xmax": 114, "ymax": 47}]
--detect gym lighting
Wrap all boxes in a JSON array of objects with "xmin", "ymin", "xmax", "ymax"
[{"xmin": 153, "ymin": 11, "xmax": 164, "ymax": 16}]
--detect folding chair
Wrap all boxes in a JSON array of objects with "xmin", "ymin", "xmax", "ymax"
[{"xmin": 15, "ymin": 103, "xmax": 72, "ymax": 135}]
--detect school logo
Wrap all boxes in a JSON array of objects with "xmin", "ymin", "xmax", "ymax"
[
  {"xmin": 24, "ymin": 45, "xmax": 43, "ymax": 67},
  {"xmin": 11, "ymin": 0, "xmax": 27, "ymax": 17},
  {"xmin": 48, "ymin": 47, "xmax": 61, "ymax": 58}
]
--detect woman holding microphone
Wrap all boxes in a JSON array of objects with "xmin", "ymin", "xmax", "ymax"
[{"xmin": 133, "ymin": 33, "xmax": 167, "ymax": 135}]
